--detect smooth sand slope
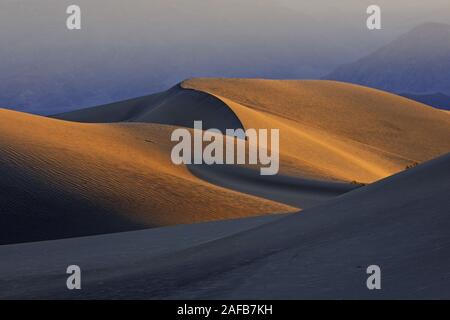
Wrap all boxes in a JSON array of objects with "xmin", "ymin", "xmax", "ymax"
[
  {"xmin": 55, "ymin": 78, "xmax": 450, "ymax": 183},
  {"xmin": 0, "ymin": 109, "xmax": 295, "ymax": 244},
  {"xmin": 1, "ymin": 152, "xmax": 449, "ymax": 299}
]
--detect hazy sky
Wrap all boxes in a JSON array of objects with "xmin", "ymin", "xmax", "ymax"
[
  {"xmin": 281, "ymin": 0, "xmax": 450, "ymax": 55},
  {"xmin": 1, "ymin": 0, "xmax": 449, "ymax": 114}
]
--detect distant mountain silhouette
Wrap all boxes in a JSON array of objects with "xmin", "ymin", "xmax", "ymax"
[
  {"xmin": 401, "ymin": 93, "xmax": 450, "ymax": 111},
  {"xmin": 325, "ymin": 23, "xmax": 450, "ymax": 97}
]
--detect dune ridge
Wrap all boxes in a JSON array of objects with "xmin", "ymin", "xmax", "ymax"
[{"xmin": 52, "ymin": 85, "xmax": 245, "ymax": 134}]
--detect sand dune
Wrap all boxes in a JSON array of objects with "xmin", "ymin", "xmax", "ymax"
[
  {"xmin": 1, "ymin": 152, "xmax": 449, "ymax": 299},
  {"xmin": 2, "ymin": 78, "xmax": 450, "ymax": 245},
  {"xmin": 55, "ymin": 78, "xmax": 450, "ymax": 183},
  {"xmin": 183, "ymin": 78, "xmax": 450, "ymax": 182},
  {"xmin": 0, "ymin": 109, "xmax": 295, "ymax": 244},
  {"xmin": 2, "ymin": 77, "xmax": 450, "ymax": 298}
]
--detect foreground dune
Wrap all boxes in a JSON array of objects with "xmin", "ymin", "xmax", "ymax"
[
  {"xmin": 0, "ymin": 109, "xmax": 295, "ymax": 244},
  {"xmin": 55, "ymin": 78, "xmax": 450, "ymax": 183},
  {"xmin": 1, "ymin": 152, "xmax": 449, "ymax": 299}
]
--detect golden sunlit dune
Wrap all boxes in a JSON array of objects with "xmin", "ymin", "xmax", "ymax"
[
  {"xmin": 55, "ymin": 78, "xmax": 450, "ymax": 183},
  {"xmin": 183, "ymin": 78, "xmax": 450, "ymax": 182},
  {"xmin": 3, "ymin": 78, "xmax": 450, "ymax": 244},
  {"xmin": 0, "ymin": 109, "xmax": 294, "ymax": 244}
]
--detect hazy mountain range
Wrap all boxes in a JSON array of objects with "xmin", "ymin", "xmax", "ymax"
[{"xmin": 326, "ymin": 23, "xmax": 450, "ymax": 109}]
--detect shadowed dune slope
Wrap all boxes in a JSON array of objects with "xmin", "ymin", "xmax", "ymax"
[
  {"xmin": 188, "ymin": 164, "xmax": 358, "ymax": 208},
  {"xmin": 1, "ymin": 153, "xmax": 449, "ymax": 299},
  {"xmin": 0, "ymin": 109, "xmax": 295, "ymax": 244},
  {"xmin": 182, "ymin": 78, "xmax": 450, "ymax": 183},
  {"xmin": 52, "ymin": 85, "xmax": 244, "ymax": 134}
]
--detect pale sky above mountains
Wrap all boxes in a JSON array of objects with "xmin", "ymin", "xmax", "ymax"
[{"xmin": 1, "ymin": 0, "xmax": 449, "ymax": 114}]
